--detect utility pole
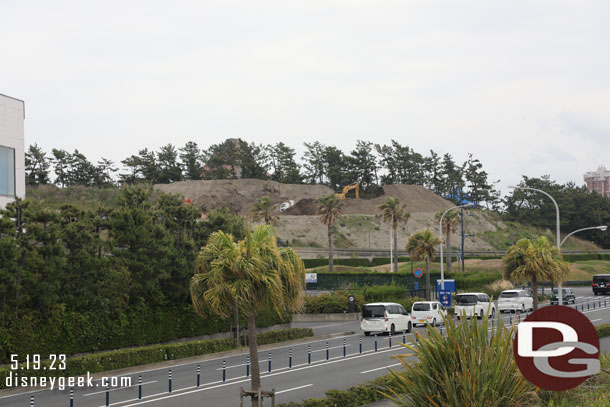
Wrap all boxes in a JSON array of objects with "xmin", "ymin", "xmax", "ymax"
[{"xmin": 460, "ymin": 208, "xmax": 465, "ymax": 273}]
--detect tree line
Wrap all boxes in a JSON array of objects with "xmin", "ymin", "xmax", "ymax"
[
  {"xmin": 0, "ymin": 187, "xmax": 247, "ymax": 362},
  {"xmin": 25, "ymin": 138, "xmax": 500, "ymax": 209}
]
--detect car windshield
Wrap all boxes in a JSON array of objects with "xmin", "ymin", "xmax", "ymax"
[
  {"xmin": 593, "ymin": 276, "xmax": 610, "ymax": 283},
  {"xmin": 456, "ymin": 295, "xmax": 477, "ymax": 305},
  {"xmin": 499, "ymin": 292, "xmax": 518, "ymax": 299},
  {"xmin": 412, "ymin": 303, "xmax": 431, "ymax": 311},
  {"xmin": 362, "ymin": 305, "xmax": 385, "ymax": 318}
]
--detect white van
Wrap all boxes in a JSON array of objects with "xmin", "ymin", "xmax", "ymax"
[
  {"xmin": 410, "ymin": 301, "xmax": 448, "ymax": 327},
  {"xmin": 455, "ymin": 293, "xmax": 496, "ymax": 319},
  {"xmin": 497, "ymin": 289, "xmax": 534, "ymax": 313},
  {"xmin": 361, "ymin": 302, "xmax": 411, "ymax": 336}
]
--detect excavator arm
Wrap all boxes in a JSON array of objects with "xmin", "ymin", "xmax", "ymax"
[{"xmin": 334, "ymin": 182, "xmax": 359, "ymax": 199}]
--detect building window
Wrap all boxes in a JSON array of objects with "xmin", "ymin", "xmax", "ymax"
[{"xmin": 0, "ymin": 146, "xmax": 15, "ymax": 197}]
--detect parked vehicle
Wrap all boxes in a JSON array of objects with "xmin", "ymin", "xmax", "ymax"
[
  {"xmin": 497, "ymin": 289, "xmax": 534, "ymax": 313},
  {"xmin": 550, "ymin": 288, "xmax": 576, "ymax": 305},
  {"xmin": 593, "ymin": 274, "xmax": 610, "ymax": 295},
  {"xmin": 361, "ymin": 302, "xmax": 411, "ymax": 336},
  {"xmin": 410, "ymin": 301, "xmax": 448, "ymax": 326},
  {"xmin": 455, "ymin": 293, "xmax": 495, "ymax": 319}
]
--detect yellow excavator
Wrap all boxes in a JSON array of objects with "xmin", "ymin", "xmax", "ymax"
[{"xmin": 335, "ymin": 182, "xmax": 359, "ymax": 200}]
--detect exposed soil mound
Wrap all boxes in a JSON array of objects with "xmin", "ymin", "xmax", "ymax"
[
  {"xmin": 155, "ymin": 179, "xmax": 453, "ymax": 215},
  {"xmin": 155, "ymin": 179, "xmax": 334, "ymax": 215},
  {"xmin": 284, "ymin": 198, "xmax": 318, "ymax": 216}
]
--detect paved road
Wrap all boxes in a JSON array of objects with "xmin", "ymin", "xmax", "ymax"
[{"xmin": 1, "ymin": 287, "xmax": 609, "ymax": 407}]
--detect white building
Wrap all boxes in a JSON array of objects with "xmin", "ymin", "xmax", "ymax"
[{"xmin": 0, "ymin": 93, "xmax": 25, "ymax": 209}]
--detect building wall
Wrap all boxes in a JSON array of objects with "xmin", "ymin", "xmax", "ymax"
[{"xmin": 0, "ymin": 93, "xmax": 25, "ymax": 209}]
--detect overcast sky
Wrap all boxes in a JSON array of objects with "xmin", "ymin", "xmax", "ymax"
[{"xmin": 2, "ymin": 0, "xmax": 609, "ymax": 193}]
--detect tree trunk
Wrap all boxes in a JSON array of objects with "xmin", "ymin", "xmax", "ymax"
[
  {"xmin": 532, "ymin": 275, "xmax": 538, "ymax": 310},
  {"xmin": 393, "ymin": 223, "xmax": 398, "ymax": 273},
  {"xmin": 247, "ymin": 310, "xmax": 261, "ymax": 407},
  {"xmin": 233, "ymin": 301, "xmax": 240, "ymax": 346},
  {"xmin": 425, "ymin": 256, "xmax": 431, "ymax": 301},
  {"xmin": 446, "ymin": 229, "xmax": 452, "ymax": 272},
  {"xmin": 328, "ymin": 224, "xmax": 334, "ymax": 272}
]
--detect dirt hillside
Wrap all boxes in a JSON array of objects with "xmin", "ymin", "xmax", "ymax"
[
  {"xmin": 155, "ymin": 179, "xmax": 334, "ymax": 215},
  {"xmin": 156, "ymin": 179, "xmax": 453, "ymax": 216}
]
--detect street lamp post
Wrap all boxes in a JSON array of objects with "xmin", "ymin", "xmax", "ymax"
[
  {"xmin": 508, "ymin": 186, "xmax": 562, "ymax": 303},
  {"xmin": 440, "ymin": 203, "xmax": 473, "ymax": 290},
  {"xmin": 560, "ymin": 226, "xmax": 607, "ymax": 247}
]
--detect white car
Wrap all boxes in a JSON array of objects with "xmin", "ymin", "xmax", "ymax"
[
  {"xmin": 410, "ymin": 301, "xmax": 448, "ymax": 327},
  {"xmin": 361, "ymin": 302, "xmax": 412, "ymax": 336},
  {"xmin": 497, "ymin": 289, "xmax": 534, "ymax": 313},
  {"xmin": 455, "ymin": 292, "xmax": 496, "ymax": 319}
]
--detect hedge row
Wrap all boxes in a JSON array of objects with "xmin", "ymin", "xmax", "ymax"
[
  {"xmin": 0, "ymin": 305, "xmax": 288, "ymax": 365},
  {"xmin": 0, "ymin": 328, "xmax": 313, "ymax": 390},
  {"xmin": 597, "ymin": 324, "xmax": 610, "ymax": 338},
  {"xmin": 303, "ymin": 253, "xmax": 610, "ymax": 269}
]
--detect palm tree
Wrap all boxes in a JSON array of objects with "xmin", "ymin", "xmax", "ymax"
[
  {"xmin": 190, "ymin": 225, "xmax": 304, "ymax": 406},
  {"xmin": 406, "ymin": 229, "xmax": 441, "ymax": 300},
  {"xmin": 378, "ymin": 197, "xmax": 410, "ymax": 273},
  {"xmin": 317, "ymin": 194, "xmax": 344, "ymax": 272},
  {"xmin": 502, "ymin": 236, "xmax": 569, "ymax": 310},
  {"xmin": 435, "ymin": 210, "xmax": 460, "ymax": 272},
  {"xmin": 251, "ymin": 196, "xmax": 278, "ymax": 225}
]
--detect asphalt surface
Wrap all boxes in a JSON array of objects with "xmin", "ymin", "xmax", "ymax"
[{"xmin": 1, "ymin": 286, "xmax": 609, "ymax": 407}]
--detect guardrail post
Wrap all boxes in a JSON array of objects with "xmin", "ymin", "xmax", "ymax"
[
  {"xmin": 30, "ymin": 395, "xmax": 34, "ymax": 407},
  {"xmin": 138, "ymin": 375, "xmax": 142, "ymax": 400},
  {"xmin": 359, "ymin": 336, "xmax": 363, "ymax": 353},
  {"xmin": 105, "ymin": 385, "xmax": 109, "ymax": 406},
  {"xmin": 221, "ymin": 361, "xmax": 226, "ymax": 383},
  {"xmin": 509, "ymin": 314, "xmax": 512, "ymax": 325},
  {"xmin": 326, "ymin": 342, "xmax": 329, "ymax": 361},
  {"xmin": 70, "ymin": 388, "xmax": 74, "ymax": 407},
  {"xmin": 289, "ymin": 349, "xmax": 292, "ymax": 368},
  {"xmin": 343, "ymin": 339, "xmax": 347, "ymax": 357},
  {"xmin": 246, "ymin": 356, "xmax": 250, "ymax": 377},
  {"xmin": 308, "ymin": 345, "xmax": 311, "ymax": 364},
  {"xmin": 588, "ymin": 303, "xmax": 590, "ymax": 310},
  {"xmin": 169, "ymin": 369, "xmax": 173, "ymax": 393},
  {"xmin": 197, "ymin": 364, "xmax": 201, "ymax": 387},
  {"xmin": 403, "ymin": 332, "xmax": 406, "ymax": 344},
  {"xmin": 268, "ymin": 352, "xmax": 272, "ymax": 373},
  {"xmin": 374, "ymin": 335, "xmax": 378, "ymax": 352}
]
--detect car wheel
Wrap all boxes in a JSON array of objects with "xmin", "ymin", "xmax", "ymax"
[
  {"xmin": 364, "ymin": 331, "xmax": 371, "ymax": 336},
  {"xmin": 390, "ymin": 324, "xmax": 395, "ymax": 336}
]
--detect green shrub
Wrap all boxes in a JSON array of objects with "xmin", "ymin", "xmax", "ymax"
[
  {"xmin": 596, "ymin": 323, "xmax": 610, "ymax": 338},
  {"xmin": 386, "ymin": 312, "xmax": 537, "ymax": 406},
  {"xmin": 304, "ymin": 291, "xmax": 364, "ymax": 313}
]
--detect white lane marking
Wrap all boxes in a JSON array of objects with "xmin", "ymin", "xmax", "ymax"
[
  {"xmin": 591, "ymin": 319, "xmax": 602, "ymax": 322},
  {"xmin": 276, "ymin": 384, "xmax": 313, "ymax": 394},
  {"xmin": 84, "ymin": 381, "xmax": 157, "ymax": 397},
  {"xmin": 361, "ymin": 363, "xmax": 402, "ymax": 374},
  {"xmin": 99, "ymin": 346, "xmax": 411, "ymax": 407}
]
